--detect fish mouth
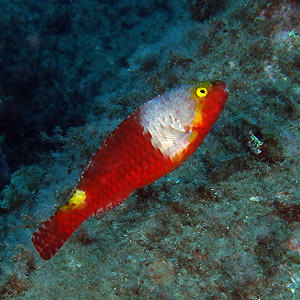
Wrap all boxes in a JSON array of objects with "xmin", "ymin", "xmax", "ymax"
[
  {"xmin": 210, "ymin": 81, "xmax": 229, "ymax": 104},
  {"xmin": 212, "ymin": 81, "xmax": 229, "ymax": 97},
  {"xmin": 212, "ymin": 80, "xmax": 227, "ymax": 91}
]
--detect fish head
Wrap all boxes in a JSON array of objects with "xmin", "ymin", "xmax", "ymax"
[{"xmin": 190, "ymin": 80, "xmax": 229, "ymax": 129}]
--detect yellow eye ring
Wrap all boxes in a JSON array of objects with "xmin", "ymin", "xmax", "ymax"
[{"xmin": 196, "ymin": 87, "xmax": 208, "ymax": 98}]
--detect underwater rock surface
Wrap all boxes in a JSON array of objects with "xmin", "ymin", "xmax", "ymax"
[{"xmin": 0, "ymin": 0, "xmax": 300, "ymax": 299}]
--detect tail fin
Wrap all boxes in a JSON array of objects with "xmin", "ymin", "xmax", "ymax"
[{"xmin": 31, "ymin": 209, "xmax": 88, "ymax": 260}]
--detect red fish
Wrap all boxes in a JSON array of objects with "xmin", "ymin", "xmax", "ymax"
[{"xmin": 32, "ymin": 81, "xmax": 228, "ymax": 260}]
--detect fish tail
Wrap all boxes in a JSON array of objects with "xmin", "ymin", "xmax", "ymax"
[{"xmin": 31, "ymin": 208, "xmax": 89, "ymax": 260}]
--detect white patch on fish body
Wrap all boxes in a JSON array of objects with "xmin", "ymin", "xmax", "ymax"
[{"xmin": 139, "ymin": 86, "xmax": 196, "ymax": 159}]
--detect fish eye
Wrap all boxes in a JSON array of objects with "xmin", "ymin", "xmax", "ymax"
[{"xmin": 196, "ymin": 87, "xmax": 208, "ymax": 98}]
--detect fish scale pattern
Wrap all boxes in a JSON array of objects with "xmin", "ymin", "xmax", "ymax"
[{"xmin": 32, "ymin": 110, "xmax": 174, "ymax": 260}]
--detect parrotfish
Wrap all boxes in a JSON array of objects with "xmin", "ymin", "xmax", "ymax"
[{"xmin": 32, "ymin": 81, "xmax": 229, "ymax": 260}]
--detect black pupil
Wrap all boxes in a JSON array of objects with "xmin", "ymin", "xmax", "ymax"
[{"xmin": 200, "ymin": 89, "xmax": 205, "ymax": 93}]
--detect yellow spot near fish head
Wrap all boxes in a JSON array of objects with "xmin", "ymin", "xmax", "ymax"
[
  {"xmin": 188, "ymin": 130, "xmax": 199, "ymax": 144},
  {"xmin": 60, "ymin": 189, "xmax": 87, "ymax": 212},
  {"xmin": 190, "ymin": 82, "xmax": 211, "ymax": 128},
  {"xmin": 193, "ymin": 108, "xmax": 203, "ymax": 127}
]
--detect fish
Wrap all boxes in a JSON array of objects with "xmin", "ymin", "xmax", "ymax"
[{"xmin": 31, "ymin": 80, "xmax": 229, "ymax": 260}]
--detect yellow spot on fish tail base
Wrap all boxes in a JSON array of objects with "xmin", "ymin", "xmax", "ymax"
[{"xmin": 60, "ymin": 189, "xmax": 87, "ymax": 212}]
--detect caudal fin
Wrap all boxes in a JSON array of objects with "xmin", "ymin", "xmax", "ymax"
[{"xmin": 31, "ymin": 209, "xmax": 88, "ymax": 260}]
